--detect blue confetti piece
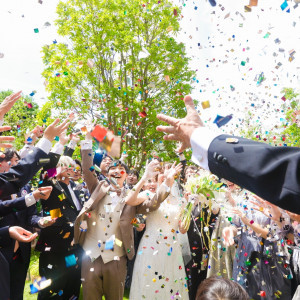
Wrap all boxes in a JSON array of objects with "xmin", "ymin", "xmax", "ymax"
[
  {"xmin": 65, "ymin": 254, "xmax": 77, "ymax": 268},
  {"xmin": 105, "ymin": 239, "xmax": 114, "ymax": 250}
]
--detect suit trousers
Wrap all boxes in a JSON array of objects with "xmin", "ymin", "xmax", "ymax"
[
  {"xmin": 10, "ymin": 248, "xmax": 30, "ymax": 300},
  {"xmin": 81, "ymin": 255, "xmax": 127, "ymax": 300},
  {"xmin": 37, "ymin": 247, "xmax": 82, "ymax": 300}
]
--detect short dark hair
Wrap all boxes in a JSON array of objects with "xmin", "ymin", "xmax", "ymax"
[
  {"xmin": 128, "ymin": 169, "xmax": 139, "ymax": 179},
  {"xmin": 74, "ymin": 159, "xmax": 82, "ymax": 168},
  {"xmin": 0, "ymin": 148, "xmax": 20, "ymax": 163},
  {"xmin": 196, "ymin": 276, "xmax": 249, "ymax": 300},
  {"xmin": 108, "ymin": 160, "xmax": 129, "ymax": 174}
]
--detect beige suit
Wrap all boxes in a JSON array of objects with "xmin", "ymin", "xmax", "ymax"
[{"xmin": 74, "ymin": 148, "xmax": 170, "ymax": 300}]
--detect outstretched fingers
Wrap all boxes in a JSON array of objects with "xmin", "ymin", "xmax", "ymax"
[
  {"xmin": 156, "ymin": 125, "xmax": 175, "ymax": 134},
  {"xmin": 0, "ymin": 126, "xmax": 12, "ymax": 133},
  {"xmin": 163, "ymin": 134, "xmax": 177, "ymax": 141},
  {"xmin": 184, "ymin": 95, "xmax": 197, "ymax": 115},
  {"xmin": 156, "ymin": 114, "xmax": 178, "ymax": 126}
]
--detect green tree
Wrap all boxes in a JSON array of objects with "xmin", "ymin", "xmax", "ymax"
[
  {"xmin": 0, "ymin": 90, "xmax": 40, "ymax": 150},
  {"xmin": 281, "ymin": 87, "xmax": 300, "ymax": 147},
  {"xmin": 42, "ymin": 0, "xmax": 195, "ymax": 169}
]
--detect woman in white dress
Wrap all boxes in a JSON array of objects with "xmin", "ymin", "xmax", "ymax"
[{"xmin": 126, "ymin": 160, "xmax": 189, "ymax": 300}]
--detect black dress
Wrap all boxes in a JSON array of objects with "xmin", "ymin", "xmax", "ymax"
[{"xmin": 186, "ymin": 204, "xmax": 218, "ymax": 300}]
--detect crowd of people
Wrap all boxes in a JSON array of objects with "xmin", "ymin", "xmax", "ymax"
[{"xmin": 1, "ymin": 91, "xmax": 300, "ymax": 300}]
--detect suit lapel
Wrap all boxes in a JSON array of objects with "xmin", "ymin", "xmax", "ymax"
[{"xmin": 52, "ymin": 180, "xmax": 77, "ymax": 211}]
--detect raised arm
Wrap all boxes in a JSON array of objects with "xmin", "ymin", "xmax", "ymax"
[
  {"xmin": 157, "ymin": 95, "xmax": 300, "ymax": 214},
  {"xmin": 137, "ymin": 162, "xmax": 183, "ymax": 214},
  {"xmin": 0, "ymin": 118, "xmax": 69, "ymax": 198},
  {"xmin": 125, "ymin": 160, "xmax": 161, "ymax": 206},
  {"xmin": 80, "ymin": 133, "xmax": 99, "ymax": 194}
]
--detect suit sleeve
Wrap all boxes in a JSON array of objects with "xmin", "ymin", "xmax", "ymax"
[
  {"xmin": 0, "ymin": 226, "xmax": 10, "ymax": 247},
  {"xmin": 81, "ymin": 147, "xmax": 100, "ymax": 195},
  {"xmin": 0, "ymin": 197, "xmax": 27, "ymax": 217},
  {"xmin": 207, "ymin": 134, "xmax": 300, "ymax": 214},
  {"xmin": 63, "ymin": 146, "xmax": 75, "ymax": 158},
  {"xmin": 0, "ymin": 147, "xmax": 49, "ymax": 199},
  {"xmin": 26, "ymin": 205, "xmax": 41, "ymax": 228}
]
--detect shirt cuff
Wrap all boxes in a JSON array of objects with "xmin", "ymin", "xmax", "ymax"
[
  {"xmin": 81, "ymin": 140, "xmax": 92, "ymax": 150},
  {"xmin": 25, "ymin": 193, "xmax": 36, "ymax": 207},
  {"xmin": 36, "ymin": 138, "xmax": 52, "ymax": 154},
  {"xmin": 68, "ymin": 140, "xmax": 77, "ymax": 150},
  {"xmin": 190, "ymin": 127, "xmax": 220, "ymax": 170},
  {"xmin": 51, "ymin": 142, "xmax": 64, "ymax": 155}
]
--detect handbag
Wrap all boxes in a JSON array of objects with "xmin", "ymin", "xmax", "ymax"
[{"xmin": 246, "ymin": 238, "xmax": 292, "ymax": 300}]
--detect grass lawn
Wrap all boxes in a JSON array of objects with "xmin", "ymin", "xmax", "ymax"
[
  {"xmin": 24, "ymin": 281, "xmax": 130, "ymax": 300},
  {"xmin": 24, "ymin": 251, "xmax": 129, "ymax": 300}
]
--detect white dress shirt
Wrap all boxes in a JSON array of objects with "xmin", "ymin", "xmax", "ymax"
[{"xmin": 190, "ymin": 127, "xmax": 220, "ymax": 170}]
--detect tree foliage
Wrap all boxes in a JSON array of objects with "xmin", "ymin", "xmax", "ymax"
[
  {"xmin": 239, "ymin": 87, "xmax": 300, "ymax": 147},
  {"xmin": 42, "ymin": 0, "xmax": 195, "ymax": 169},
  {"xmin": 0, "ymin": 90, "xmax": 40, "ymax": 150},
  {"xmin": 281, "ymin": 88, "xmax": 300, "ymax": 147}
]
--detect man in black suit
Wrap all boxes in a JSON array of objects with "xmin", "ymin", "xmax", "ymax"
[
  {"xmin": 0, "ymin": 117, "xmax": 70, "ymax": 300},
  {"xmin": 36, "ymin": 155, "xmax": 83, "ymax": 300},
  {"xmin": 0, "ymin": 186, "xmax": 53, "ymax": 300},
  {"xmin": 157, "ymin": 95, "xmax": 300, "ymax": 214},
  {"xmin": 0, "ymin": 118, "xmax": 69, "ymax": 199}
]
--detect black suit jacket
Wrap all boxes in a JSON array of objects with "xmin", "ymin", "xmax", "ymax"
[
  {"xmin": 0, "ymin": 186, "xmax": 40, "ymax": 263},
  {"xmin": 0, "ymin": 226, "xmax": 10, "ymax": 248},
  {"xmin": 0, "ymin": 147, "xmax": 49, "ymax": 199},
  {"xmin": 36, "ymin": 153, "xmax": 82, "ymax": 253},
  {"xmin": 0, "ymin": 196, "xmax": 27, "ymax": 217},
  {"xmin": 208, "ymin": 134, "xmax": 300, "ymax": 213}
]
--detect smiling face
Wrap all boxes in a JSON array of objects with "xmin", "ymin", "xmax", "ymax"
[
  {"xmin": 143, "ymin": 178, "xmax": 158, "ymax": 193},
  {"xmin": 127, "ymin": 173, "xmax": 138, "ymax": 185},
  {"xmin": 100, "ymin": 156, "xmax": 113, "ymax": 174},
  {"xmin": 107, "ymin": 164, "xmax": 128, "ymax": 187},
  {"xmin": 72, "ymin": 164, "xmax": 82, "ymax": 181}
]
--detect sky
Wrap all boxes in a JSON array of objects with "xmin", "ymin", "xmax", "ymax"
[{"xmin": 0, "ymin": 0, "xmax": 299, "ymax": 135}]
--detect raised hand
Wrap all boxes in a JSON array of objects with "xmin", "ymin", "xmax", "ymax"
[
  {"xmin": 222, "ymin": 226, "xmax": 236, "ymax": 246},
  {"xmin": 43, "ymin": 118, "xmax": 70, "ymax": 141},
  {"xmin": 58, "ymin": 130, "xmax": 70, "ymax": 146},
  {"xmin": 8, "ymin": 226, "xmax": 38, "ymax": 243},
  {"xmin": 0, "ymin": 91, "xmax": 22, "ymax": 119},
  {"xmin": 142, "ymin": 160, "xmax": 161, "ymax": 180},
  {"xmin": 0, "ymin": 126, "xmax": 15, "ymax": 149},
  {"xmin": 70, "ymin": 132, "xmax": 80, "ymax": 144},
  {"xmin": 250, "ymin": 195, "xmax": 281, "ymax": 222},
  {"xmin": 25, "ymin": 125, "xmax": 44, "ymax": 144},
  {"xmin": 156, "ymin": 95, "xmax": 203, "ymax": 152},
  {"xmin": 38, "ymin": 216, "xmax": 56, "ymax": 228},
  {"xmin": 33, "ymin": 186, "xmax": 53, "ymax": 201},
  {"xmin": 164, "ymin": 162, "xmax": 183, "ymax": 187}
]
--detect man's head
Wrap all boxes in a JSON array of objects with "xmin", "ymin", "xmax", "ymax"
[
  {"xmin": 100, "ymin": 155, "xmax": 113, "ymax": 175},
  {"xmin": 56, "ymin": 156, "xmax": 76, "ymax": 179},
  {"xmin": 72, "ymin": 159, "xmax": 82, "ymax": 181},
  {"xmin": 0, "ymin": 149, "xmax": 20, "ymax": 173},
  {"xmin": 127, "ymin": 169, "xmax": 139, "ymax": 186},
  {"xmin": 107, "ymin": 160, "xmax": 129, "ymax": 187}
]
